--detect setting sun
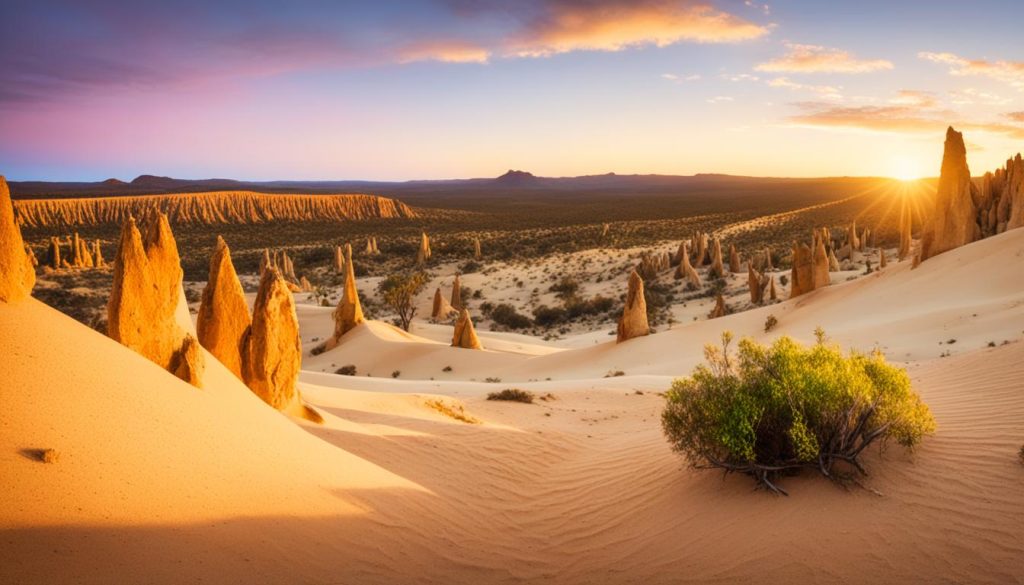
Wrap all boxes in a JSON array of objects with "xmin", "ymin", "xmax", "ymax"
[{"xmin": 888, "ymin": 157, "xmax": 929, "ymax": 181}]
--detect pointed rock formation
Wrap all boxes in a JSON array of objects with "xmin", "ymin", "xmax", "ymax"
[
  {"xmin": 0, "ymin": 176, "xmax": 35, "ymax": 302},
  {"xmin": 432, "ymin": 287, "xmax": 455, "ymax": 320},
  {"xmin": 365, "ymin": 238, "xmax": 375, "ymax": 255},
  {"xmin": 25, "ymin": 245, "xmax": 38, "ymax": 268},
  {"xmin": 333, "ymin": 245, "xmax": 345, "ymax": 273},
  {"xmin": 879, "ymin": 248, "xmax": 887, "ymax": 268},
  {"xmin": 450, "ymin": 274, "xmax": 463, "ymax": 310},
  {"xmin": 848, "ymin": 220, "xmax": 860, "ymax": 251},
  {"xmin": 259, "ymin": 249, "xmax": 272, "ymax": 278},
  {"xmin": 789, "ymin": 230, "xmax": 831, "ymax": 299},
  {"xmin": 299, "ymin": 276, "xmax": 314, "ymax": 292},
  {"xmin": 675, "ymin": 244, "xmax": 702, "ymax": 289},
  {"xmin": 196, "ymin": 236, "xmax": 252, "ymax": 380},
  {"xmin": 473, "ymin": 238, "xmax": 482, "ymax": 260},
  {"xmin": 673, "ymin": 241, "xmax": 687, "ymax": 266},
  {"xmin": 692, "ymin": 233, "xmax": 709, "ymax": 266},
  {"xmin": 172, "ymin": 335, "xmax": 204, "ymax": 387},
  {"xmin": 107, "ymin": 213, "xmax": 203, "ymax": 387},
  {"xmin": 709, "ymin": 238, "xmax": 725, "ymax": 278},
  {"xmin": 45, "ymin": 237, "xmax": 61, "ymax": 270},
  {"xmin": 728, "ymin": 244, "xmax": 741, "ymax": 274},
  {"xmin": 768, "ymin": 276, "xmax": 777, "ymax": 301},
  {"xmin": 827, "ymin": 247, "xmax": 840, "ymax": 272},
  {"xmin": 601, "ymin": 223, "xmax": 610, "ymax": 238},
  {"xmin": 244, "ymin": 267, "xmax": 302, "ymax": 409},
  {"xmin": 92, "ymin": 240, "xmax": 105, "ymax": 267},
  {"xmin": 326, "ymin": 244, "xmax": 364, "ymax": 348},
  {"xmin": 898, "ymin": 201, "xmax": 913, "ymax": 261},
  {"xmin": 616, "ymin": 270, "xmax": 650, "ymax": 343},
  {"xmin": 923, "ymin": 127, "xmax": 979, "ymax": 260},
  {"xmin": 416, "ymin": 232, "xmax": 432, "ymax": 265},
  {"xmin": 748, "ymin": 265, "xmax": 768, "ymax": 304},
  {"xmin": 763, "ymin": 248, "xmax": 773, "ymax": 271},
  {"xmin": 451, "ymin": 308, "xmax": 483, "ymax": 350},
  {"xmin": 811, "ymin": 230, "xmax": 831, "ymax": 290},
  {"xmin": 709, "ymin": 293, "xmax": 728, "ymax": 319},
  {"xmin": 280, "ymin": 251, "xmax": 296, "ymax": 282}
]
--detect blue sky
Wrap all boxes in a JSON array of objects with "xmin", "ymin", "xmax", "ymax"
[{"xmin": 1, "ymin": 0, "xmax": 1021, "ymax": 181}]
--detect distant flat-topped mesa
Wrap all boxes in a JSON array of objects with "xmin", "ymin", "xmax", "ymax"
[{"xmin": 13, "ymin": 190, "xmax": 416, "ymax": 228}]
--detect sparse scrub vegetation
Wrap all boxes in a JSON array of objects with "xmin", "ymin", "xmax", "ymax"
[
  {"xmin": 489, "ymin": 303, "xmax": 532, "ymax": 330},
  {"xmin": 764, "ymin": 314, "xmax": 778, "ymax": 333},
  {"xmin": 425, "ymin": 399, "xmax": 480, "ymax": 424},
  {"xmin": 662, "ymin": 331, "xmax": 936, "ymax": 495},
  {"xmin": 486, "ymin": 389, "xmax": 535, "ymax": 403}
]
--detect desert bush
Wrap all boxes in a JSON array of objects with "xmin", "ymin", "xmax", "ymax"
[
  {"xmin": 486, "ymin": 388, "xmax": 535, "ymax": 403},
  {"xmin": 377, "ymin": 271, "xmax": 428, "ymax": 331},
  {"xmin": 662, "ymin": 331, "xmax": 936, "ymax": 495},
  {"xmin": 533, "ymin": 304, "xmax": 568, "ymax": 326},
  {"xmin": 549, "ymin": 276, "xmax": 580, "ymax": 298},
  {"xmin": 764, "ymin": 314, "xmax": 778, "ymax": 333},
  {"xmin": 490, "ymin": 303, "xmax": 532, "ymax": 329},
  {"xmin": 336, "ymin": 365, "xmax": 357, "ymax": 376}
]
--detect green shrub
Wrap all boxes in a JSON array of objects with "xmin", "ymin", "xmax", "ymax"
[
  {"xmin": 487, "ymin": 389, "xmax": 535, "ymax": 403},
  {"xmin": 490, "ymin": 303, "xmax": 532, "ymax": 329},
  {"xmin": 533, "ymin": 304, "xmax": 568, "ymax": 326},
  {"xmin": 662, "ymin": 331, "xmax": 935, "ymax": 495}
]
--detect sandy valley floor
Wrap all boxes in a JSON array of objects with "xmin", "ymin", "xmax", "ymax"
[{"xmin": 2, "ymin": 229, "xmax": 1023, "ymax": 584}]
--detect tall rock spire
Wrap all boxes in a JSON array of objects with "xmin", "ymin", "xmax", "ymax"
[
  {"xmin": 326, "ymin": 243, "xmax": 364, "ymax": 348},
  {"xmin": 0, "ymin": 176, "xmax": 35, "ymax": 302},
  {"xmin": 196, "ymin": 236, "xmax": 252, "ymax": 380},
  {"xmin": 616, "ymin": 270, "xmax": 650, "ymax": 343},
  {"xmin": 922, "ymin": 127, "xmax": 979, "ymax": 260}
]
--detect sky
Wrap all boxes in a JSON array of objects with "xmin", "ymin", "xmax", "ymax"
[{"xmin": 1, "ymin": 0, "xmax": 1022, "ymax": 182}]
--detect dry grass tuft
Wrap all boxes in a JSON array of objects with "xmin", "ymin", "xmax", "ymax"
[{"xmin": 425, "ymin": 399, "xmax": 480, "ymax": 424}]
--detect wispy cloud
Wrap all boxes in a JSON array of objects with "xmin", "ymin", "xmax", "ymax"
[
  {"xmin": 721, "ymin": 73, "xmax": 760, "ymax": 82},
  {"xmin": 787, "ymin": 95, "xmax": 1024, "ymax": 138},
  {"xmin": 398, "ymin": 41, "xmax": 491, "ymax": 64},
  {"xmin": 1006, "ymin": 111, "xmax": 1024, "ymax": 123},
  {"xmin": 888, "ymin": 90, "xmax": 937, "ymax": 108},
  {"xmin": 506, "ymin": 0, "xmax": 769, "ymax": 57},
  {"xmin": 0, "ymin": 0, "xmax": 769, "ymax": 105},
  {"xmin": 766, "ymin": 77, "xmax": 841, "ymax": 99},
  {"xmin": 756, "ymin": 42, "xmax": 893, "ymax": 74},
  {"xmin": 661, "ymin": 72, "xmax": 701, "ymax": 83},
  {"xmin": 706, "ymin": 96, "xmax": 735, "ymax": 104},
  {"xmin": 919, "ymin": 52, "xmax": 1024, "ymax": 89},
  {"xmin": 949, "ymin": 87, "xmax": 1012, "ymax": 106}
]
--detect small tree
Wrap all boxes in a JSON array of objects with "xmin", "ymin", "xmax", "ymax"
[
  {"xmin": 377, "ymin": 271, "xmax": 428, "ymax": 331},
  {"xmin": 662, "ymin": 331, "xmax": 935, "ymax": 495}
]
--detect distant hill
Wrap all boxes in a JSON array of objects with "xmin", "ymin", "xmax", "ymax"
[{"xmin": 8, "ymin": 170, "xmax": 908, "ymax": 201}]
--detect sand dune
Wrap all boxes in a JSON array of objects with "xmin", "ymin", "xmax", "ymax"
[
  {"xmin": 3, "ymin": 220, "xmax": 1023, "ymax": 583},
  {"xmin": 13, "ymin": 190, "xmax": 416, "ymax": 228},
  {"xmin": 308, "ymin": 227, "xmax": 1024, "ymax": 382}
]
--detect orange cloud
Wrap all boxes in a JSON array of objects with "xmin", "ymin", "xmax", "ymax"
[
  {"xmin": 1007, "ymin": 111, "xmax": 1024, "ymax": 123},
  {"xmin": 788, "ymin": 101, "xmax": 1024, "ymax": 139},
  {"xmin": 888, "ymin": 90, "xmax": 937, "ymax": 108},
  {"xmin": 756, "ymin": 43, "xmax": 893, "ymax": 74},
  {"xmin": 506, "ymin": 1, "xmax": 768, "ymax": 57},
  {"xmin": 919, "ymin": 52, "xmax": 1024, "ymax": 89},
  {"xmin": 398, "ymin": 41, "xmax": 491, "ymax": 64}
]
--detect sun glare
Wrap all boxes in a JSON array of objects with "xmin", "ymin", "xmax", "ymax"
[{"xmin": 889, "ymin": 158, "xmax": 926, "ymax": 182}]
